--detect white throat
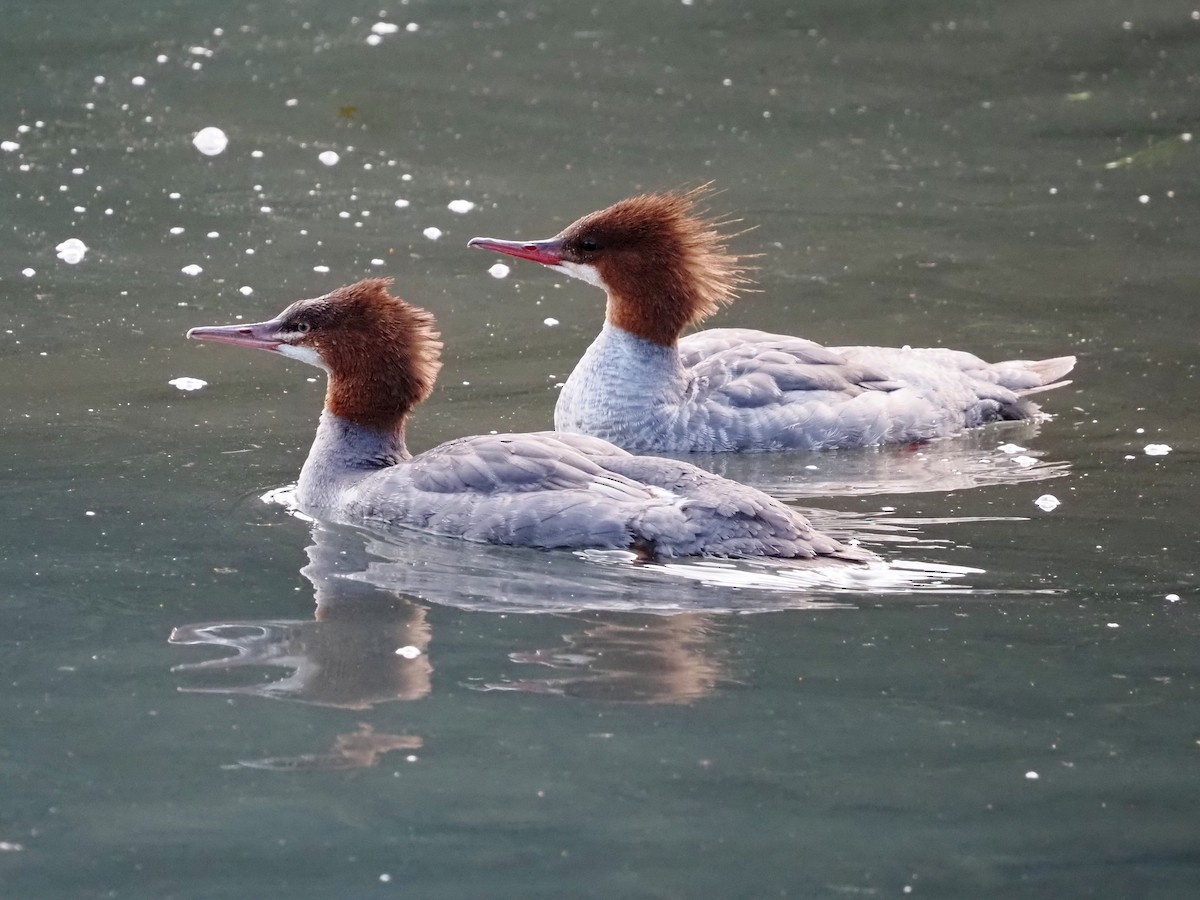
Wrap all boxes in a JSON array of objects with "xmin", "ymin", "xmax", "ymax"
[
  {"xmin": 277, "ymin": 343, "xmax": 329, "ymax": 371},
  {"xmin": 555, "ymin": 260, "xmax": 606, "ymax": 289}
]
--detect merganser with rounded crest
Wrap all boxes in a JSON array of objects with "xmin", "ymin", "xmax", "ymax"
[
  {"xmin": 187, "ymin": 279, "xmax": 871, "ymax": 562},
  {"xmin": 468, "ymin": 189, "xmax": 1076, "ymax": 453}
]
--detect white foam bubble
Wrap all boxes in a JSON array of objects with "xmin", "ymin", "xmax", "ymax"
[
  {"xmin": 21, "ymin": 267, "xmax": 35, "ymax": 277},
  {"xmin": 181, "ymin": 264, "xmax": 203, "ymax": 276},
  {"xmin": 543, "ymin": 317, "xmax": 560, "ymax": 327},
  {"xmin": 394, "ymin": 198, "xmax": 410, "ymax": 209},
  {"xmin": 55, "ymin": 238, "xmax": 89, "ymax": 264},
  {"xmin": 1034, "ymin": 494, "xmax": 1060, "ymax": 512},
  {"xmin": 447, "ymin": 199, "xmax": 475, "ymax": 214},
  {"xmin": 487, "ymin": 263, "xmax": 510, "ymax": 278},
  {"xmin": 313, "ymin": 265, "xmax": 330, "ymax": 273},
  {"xmin": 395, "ymin": 645, "xmax": 422, "ymax": 659},
  {"xmin": 169, "ymin": 377, "xmax": 207, "ymax": 391},
  {"xmin": 192, "ymin": 126, "xmax": 228, "ymax": 156},
  {"xmin": 372, "ymin": 21, "xmax": 400, "ymax": 35},
  {"xmin": 239, "ymin": 286, "xmax": 253, "ymax": 296},
  {"xmin": 1144, "ymin": 443, "xmax": 1171, "ymax": 456},
  {"xmin": 0, "ymin": 141, "xmax": 19, "ymax": 152},
  {"xmin": 423, "ymin": 226, "xmax": 442, "ymax": 240},
  {"xmin": 318, "ymin": 150, "xmax": 340, "ymax": 166}
]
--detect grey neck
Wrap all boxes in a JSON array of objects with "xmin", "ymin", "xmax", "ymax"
[
  {"xmin": 555, "ymin": 323, "xmax": 688, "ymax": 444},
  {"xmin": 296, "ymin": 410, "xmax": 410, "ymax": 509}
]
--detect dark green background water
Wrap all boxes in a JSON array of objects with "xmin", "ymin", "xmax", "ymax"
[{"xmin": 2, "ymin": 1, "xmax": 1197, "ymax": 897}]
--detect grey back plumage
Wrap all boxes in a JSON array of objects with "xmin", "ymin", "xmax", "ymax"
[
  {"xmin": 555, "ymin": 325, "xmax": 1075, "ymax": 452},
  {"xmin": 300, "ymin": 415, "xmax": 868, "ymax": 561}
]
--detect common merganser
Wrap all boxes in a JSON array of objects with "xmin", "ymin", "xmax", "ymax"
[
  {"xmin": 468, "ymin": 189, "xmax": 1076, "ymax": 453},
  {"xmin": 186, "ymin": 279, "xmax": 871, "ymax": 562}
]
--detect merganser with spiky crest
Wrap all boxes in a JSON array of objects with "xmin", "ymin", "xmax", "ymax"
[
  {"xmin": 468, "ymin": 188, "xmax": 1076, "ymax": 453},
  {"xmin": 187, "ymin": 279, "xmax": 871, "ymax": 562}
]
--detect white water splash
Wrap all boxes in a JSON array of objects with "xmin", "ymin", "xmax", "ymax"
[
  {"xmin": 55, "ymin": 238, "xmax": 89, "ymax": 264},
  {"xmin": 192, "ymin": 126, "xmax": 228, "ymax": 156}
]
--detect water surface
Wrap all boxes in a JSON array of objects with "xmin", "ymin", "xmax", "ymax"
[{"xmin": 2, "ymin": 1, "xmax": 1198, "ymax": 897}]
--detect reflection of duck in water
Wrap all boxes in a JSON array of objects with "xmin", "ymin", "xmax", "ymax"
[
  {"xmin": 173, "ymin": 522, "xmax": 732, "ymax": 717},
  {"xmin": 479, "ymin": 613, "xmax": 728, "ymax": 705},
  {"xmin": 168, "ymin": 501, "xmax": 984, "ymax": 774},
  {"xmin": 170, "ymin": 533, "xmax": 430, "ymax": 770},
  {"xmin": 187, "ymin": 278, "xmax": 871, "ymax": 563},
  {"xmin": 232, "ymin": 724, "xmax": 422, "ymax": 772},
  {"xmin": 169, "ymin": 597, "xmax": 431, "ymax": 709},
  {"xmin": 170, "ymin": 528, "xmax": 432, "ymax": 709},
  {"xmin": 672, "ymin": 420, "xmax": 1070, "ymax": 502}
]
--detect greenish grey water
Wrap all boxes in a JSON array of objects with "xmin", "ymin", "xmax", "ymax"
[{"xmin": 2, "ymin": 1, "xmax": 1198, "ymax": 897}]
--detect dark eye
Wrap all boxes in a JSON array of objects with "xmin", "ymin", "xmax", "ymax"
[
  {"xmin": 294, "ymin": 321, "xmax": 311, "ymax": 334},
  {"xmin": 579, "ymin": 238, "xmax": 599, "ymax": 252}
]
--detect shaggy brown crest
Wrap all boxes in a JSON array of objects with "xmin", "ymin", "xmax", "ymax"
[
  {"xmin": 557, "ymin": 186, "xmax": 749, "ymax": 345},
  {"xmin": 284, "ymin": 278, "xmax": 443, "ymax": 431}
]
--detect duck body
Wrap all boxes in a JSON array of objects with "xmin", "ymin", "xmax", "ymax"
[
  {"xmin": 189, "ymin": 279, "xmax": 871, "ymax": 563},
  {"xmin": 555, "ymin": 323, "xmax": 1076, "ymax": 452},
  {"xmin": 469, "ymin": 188, "xmax": 1075, "ymax": 454},
  {"xmin": 299, "ymin": 412, "xmax": 864, "ymax": 560}
]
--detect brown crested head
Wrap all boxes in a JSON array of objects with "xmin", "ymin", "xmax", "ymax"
[
  {"xmin": 548, "ymin": 187, "xmax": 748, "ymax": 344},
  {"xmin": 284, "ymin": 279, "xmax": 442, "ymax": 430},
  {"xmin": 188, "ymin": 278, "xmax": 443, "ymax": 432}
]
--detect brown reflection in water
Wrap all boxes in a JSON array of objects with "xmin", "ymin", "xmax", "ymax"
[
  {"xmin": 484, "ymin": 612, "xmax": 728, "ymax": 704},
  {"xmin": 232, "ymin": 724, "xmax": 422, "ymax": 771},
  {"xmin": 169, "ymin": 596, "xmax": 432, "ymax": 709}
]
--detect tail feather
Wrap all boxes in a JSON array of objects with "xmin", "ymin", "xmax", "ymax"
[
  {"xmin": 1018, "ymin": 378, "xmax": 1072, "ymax": 398},
  {"xmin": 1015, "ymin": 355, "xmax": 1076, "ymax": 386},
  {"xmin": 992, "ymin": 355, "xmax": 1076, "ymax": 420}
]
